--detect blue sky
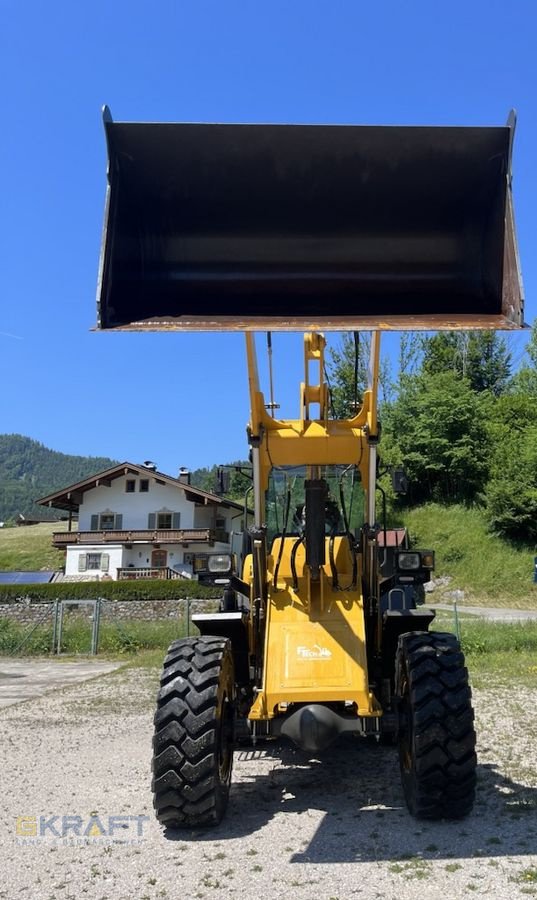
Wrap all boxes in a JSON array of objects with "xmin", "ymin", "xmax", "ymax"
[{"xmin": 1, "ymin": 1, "xmax": 535, "ymax": 477}]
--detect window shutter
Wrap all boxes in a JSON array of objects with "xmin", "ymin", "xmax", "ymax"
[
  {"xmin": 101, "ymin": 553, "xmax": 110, "ymax": 572},
  {"xmin": 78, "ymin": 554, "xmax": 87, "ymax": 572},
  {"xmin": 172, "ymin": 512, "xmax": 181, "ymax": 529},
  {"xmin": 148, "ymin": 513, "xmax": 156, "ymax": 529},
  {"xmin": 90, "ymin": 514, "xmax": 98, "ymax": 531},
  {"xmin": 115, "ymin": 514, "xmax": 123, "ymax": 529}
]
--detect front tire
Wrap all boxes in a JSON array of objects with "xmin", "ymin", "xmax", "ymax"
[
  {"xmin": 152, "ymin": 636, "xmax": 235, "ymax": 828},
  {"xmin": 396, "ymin": 631, "xmax": 476, "ymax": 819}
]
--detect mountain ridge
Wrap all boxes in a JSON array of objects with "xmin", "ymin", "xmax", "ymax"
[{"xmin": 0, "ymin": 434, "xmax": 119, "ymax": 522}]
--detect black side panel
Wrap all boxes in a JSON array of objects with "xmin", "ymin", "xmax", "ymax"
[{"xmin": 192, "ymin": 613, "xmax": 250, "ymax": 685}]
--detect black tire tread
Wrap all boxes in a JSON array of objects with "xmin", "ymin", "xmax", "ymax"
[
  {"xmin": 397, "ymin": 631, "xmax": 476, "ymax": 820},
  {"xmin": 152, "ymin": 636, "xmax": 234, "ymax": 828}
]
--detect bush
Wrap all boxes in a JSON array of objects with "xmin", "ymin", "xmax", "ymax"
[{"xmin": 0, "ymin": 579, "xmax": 221, "ymax": 603}]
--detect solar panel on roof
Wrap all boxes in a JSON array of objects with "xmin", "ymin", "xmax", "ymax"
[{"xmin": 0, "ymin": 571, "xmax": 55, "ymax": 584}]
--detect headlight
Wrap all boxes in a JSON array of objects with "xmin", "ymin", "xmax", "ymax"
[
  {"xmin": 208, "ymin": 554, "xmax": 232, "ymax": 573},
  {"xmin": 397, "ymin": 552, "xmax": 421, "ymax": 571}
]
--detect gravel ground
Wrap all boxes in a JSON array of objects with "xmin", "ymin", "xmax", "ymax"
[{"xmin": 1, "ymin": 664, "xmax": 537, "ymax": 900}]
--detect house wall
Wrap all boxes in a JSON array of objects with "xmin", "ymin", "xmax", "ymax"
[
  {"xmin": 61, "ymin": 472, "xmax": 243, "ymax": 580},
  {"xmin": 120, "ymin": 540, "xmax": 225, "ymax": 563},
  {"xmin": 65, "ymin": 544, "xmax": 124, "ymax": 578},
  {"xmin": 65, "ymin": 540, "xmax": 234, "ymax": 580},
  {"xmin": 79, "ymin": 475, "xmax": 195, "ymax": 530}
]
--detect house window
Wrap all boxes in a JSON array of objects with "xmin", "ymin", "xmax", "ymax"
[
  {"xmin": 90, "ymin": 512, "xmax": 123, "ymax": 531},
  {"xmin": 87, "ymin": 553, "xmax": 102, "ymax": 570},
  {"xmin": 78, "ymin": 552, "xmax": 110, "ymax": 572},
  {"xmin": 126, "ymin": 480, "xmax": 136, "ymax": 493},
  {"xmin": 139, "ymin": 479, "xmax": 149, "ymax": 492},
  {"xmin": 148, "ymin": 511, "xmax": 181, "ymax": 530},
  {"xmin": 100, "ymin": 514, "xmax": 116, "ymax": 531},
  {"xmin": 215, "ymin": 516, "xmax": 226, "ymax": 530}
]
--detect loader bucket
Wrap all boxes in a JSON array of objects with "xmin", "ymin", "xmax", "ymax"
[{"xmin": 97, "ymin": 109, "xmax": 523, "ymax": 332}]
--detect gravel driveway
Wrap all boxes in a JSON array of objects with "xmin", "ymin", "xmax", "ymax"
[{"xmin": 1, "ymin": 663, "xmax": 536, "ymax": 899}]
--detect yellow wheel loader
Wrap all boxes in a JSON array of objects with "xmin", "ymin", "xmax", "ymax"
[{"xmin": 96, "ymin": 110, "xmax": 524, "ymax": 825}]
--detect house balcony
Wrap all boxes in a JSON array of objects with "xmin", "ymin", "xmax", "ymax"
[
  {"xmin": 52, "ymin": 528, "xmax": 230, "ymax": 548},
  {"xmin": 117, "ymin": 566, "xmax": 181, "ymax": 581}
]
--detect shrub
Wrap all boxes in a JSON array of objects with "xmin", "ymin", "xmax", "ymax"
[{"xmin": 0, "ymin": 579, "xmax": 221, "ymax": 603}]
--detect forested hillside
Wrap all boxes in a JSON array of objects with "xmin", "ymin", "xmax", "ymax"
[{"xmin": 0, "ymin": 435, "xmax": 118, "ymax": 522}]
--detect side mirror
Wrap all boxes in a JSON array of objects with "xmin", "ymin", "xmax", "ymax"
[
  {"xmin": 215, "ymin": 467, "xmax": 230, "ymax": 495},
  {"xmin": 392, "ymin": 467, "xmax": 408, "ymax": 495}
]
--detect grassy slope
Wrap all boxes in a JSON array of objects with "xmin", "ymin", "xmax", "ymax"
[
  {"xmin": 405, "ymin": 503, "xmax": 537, "ymax": 608},
  {"xmin": 0, "ymin": 522, "xmax": 67, "ymax": 571}
]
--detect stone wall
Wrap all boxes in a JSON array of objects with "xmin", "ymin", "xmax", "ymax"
[
  {"xmin": 0, "ymin": 601, "xmax": 55, "ymax": 627},
  {"xmin": 0, "ymin": 598, "xmax": 218, "ymax": 628}
]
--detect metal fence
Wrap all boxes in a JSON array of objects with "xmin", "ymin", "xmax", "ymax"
[{"xmin": 0, "ymin": 597, "xmax": 215, "ymax": 656}]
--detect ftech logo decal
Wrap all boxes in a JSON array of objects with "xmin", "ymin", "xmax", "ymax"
[{"xmin": 296, "ymin": 644, "xmax": 332, "ymax": 660}]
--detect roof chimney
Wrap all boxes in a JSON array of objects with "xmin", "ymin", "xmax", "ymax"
[
  {"xmin": 178, "ymin": 467, "xmax": 191, "ymax": 485},
  {"xmin": 143, "ymin": 460, "xmax": 157, "ymax": 471}
]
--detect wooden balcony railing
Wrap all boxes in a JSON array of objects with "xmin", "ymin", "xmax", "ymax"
[
  {"xmin": 52, "ymin": 528, "xmax": 230, "ymax": 548},
  {"xmin": 117, "ymin": 566, "xmax": 182, "ymax": 581}
]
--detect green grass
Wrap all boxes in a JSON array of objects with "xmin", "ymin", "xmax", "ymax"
[
  {"xmin": 405, "ymin": 503, "xmax": 537, "ymax": 607},
  {"xmin": 0, "ymin": 617, "xmax": 189, "ymax": 656},
  {"xmin": 466, "ymin": 648, "xmax": 537, "ymax": 688},
  {"xmin": 432, "ymin": 614, "xmax": 537, "ymax": 686},
  {"xmin": 0, "ymin": 522, "xmax": 66, "ymax": 571}
]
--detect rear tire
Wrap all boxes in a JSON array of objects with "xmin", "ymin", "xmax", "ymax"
[
  {"xmin": 396, "ymin": 631, "xmax": 476, "ymax": 819},
  {"xmin": 152, "ymin": 636, "xmax": 235, "ymax": 828}
]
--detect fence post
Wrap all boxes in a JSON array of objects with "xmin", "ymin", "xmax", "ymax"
[
  {"xmin": 186, "ymin": 597, "xmax": 190, "ymax": 637},
  {"xmin": 51, "ymin": 600, "xmax": 59, "ymax": 655},
  {"xmin": 453, "ymin": 600, "xmax": 461, "ymax": 642},
  {"xmin": 56, "ymin": 601, "xmax": 64, "ymax": 655},
  {"xmin": 91, "ymin": 598, "xmax": 101, "ymax": 655}
]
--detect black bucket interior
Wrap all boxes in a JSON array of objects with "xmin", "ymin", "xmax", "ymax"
[{"xmin": 97, "ymin": 118, "xmax": 523, "ymax": 330}]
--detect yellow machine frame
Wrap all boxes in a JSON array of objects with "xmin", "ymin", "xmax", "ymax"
[{"xmin": 245, "ymin": 331, "xmax": 383, "ymax": 723}]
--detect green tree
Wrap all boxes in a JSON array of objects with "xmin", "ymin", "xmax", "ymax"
[
  {"xmin": 485, "ymin": 426, "xmax": 537, "ymax": 541},
  {"xmin": 483, "ymin": 392, "xmax": 537, "ymax": 541},
  {"xmin": 398, "ymin": 332, "xmax": 423, "ymax": 383},
  {"xmin": 508, "ymin": 319, "xmax": 537, "ymax": 396},
  {"xmin": 384, "ymin": 371, "xmax": 491, "ymax": 504},
  {"xmin": 422, "ymin": 331, "xmax": 511, "ymax": 396},
  {"xmin": 328, "ymin": 332, "xmax": 392, "ymax": 417}
]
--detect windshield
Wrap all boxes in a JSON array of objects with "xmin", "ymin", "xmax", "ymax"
[{"xmin": 265, "ymin": 465, "xmax": 364, "ymax": 546}]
